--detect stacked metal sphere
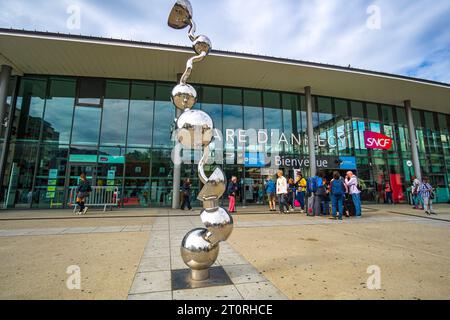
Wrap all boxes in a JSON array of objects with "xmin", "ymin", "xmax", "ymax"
[{"xmin": 169, "ymin": 1, "xmax": 233, "ymax": 281}]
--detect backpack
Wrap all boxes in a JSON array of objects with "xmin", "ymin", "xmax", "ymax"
[
  {"xmin": 357, "ymin": 178, "xmax": 363, "ymax": 192},
  {"xmin": 331, "ymin": 179, "xmax": 345, "ymax": 196},
  {"xmin": 307, "ymin": 176, "xmax": 318, "ymax": 193}
]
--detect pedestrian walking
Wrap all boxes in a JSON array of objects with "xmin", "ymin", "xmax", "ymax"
[
  {"xmin": 411, "ymin": 176, "xmax": 424, "ymax": 210},
  {"xmin": 264, "ymin": 175, "xmax": 276, "ymax": 212},
  {"xmin": 420, "ymin": 177, "xmax": 436, "ymax": 215},
  {"xmin": 180, "ymin": 178, "xmax": 193, "ymax": 210},
  {"xmin": 384, "ymin": 181, "xmax": 393, "ymax": 204},
  {"xmin": 227, "ymin": 176, "xmax": 239, "ymax": 213},
  {"xmin": 276, "ymin": 170, "xmax": 289, "ymax": 214},
  {"xmin": 75, "ymin": 173, "xmax": 91, "ymax": 215}
]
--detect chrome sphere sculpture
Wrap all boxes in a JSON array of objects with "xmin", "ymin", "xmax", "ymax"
[{"xmin": 168, "ymin": 0, "xmax": 233, "ymax": 282}]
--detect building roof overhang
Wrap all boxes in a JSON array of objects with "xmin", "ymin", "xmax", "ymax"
[{"xmin": 0, "ymin": 29, "xmax": 449, "ymax": 114}]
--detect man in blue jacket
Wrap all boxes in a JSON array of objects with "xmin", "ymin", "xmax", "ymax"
[{"xmin": 264, "ymin": 175, "xmax": 276, "ymax": 212}]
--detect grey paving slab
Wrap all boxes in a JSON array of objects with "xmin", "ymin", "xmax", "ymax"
[
  {"xmin": 217, "ymin": 253, "xmax": 250, "ymax": 266},
  {"xmin": 60, "ymin": 227, "xmax": 98, "ymax": 234},
  {"xmin": 26, "ymin": 228, "xmax": 67, "ymax": 236},
  {"xmin": 173, "ymin": 285, "xmax": 243, "ymax": 300},
  {"xmin": 129, "ymin": 271, "xmax": 171, "ymax": 295},
  {"xmin": 93, "ymin": 226, "xmax": 125, "ymax": 233},
  {"xmin": 235, "ymin": 281, "xmax": 287, "ymax": 300},
  {"xmin": 0, "ymin": 229, "xmax": 33, "ymax": 237},
  {"xmin": 128, "ymin": 291, "xmax": 172, "ymax": 300},
  {"xmin": 138, "ymin": 256, "xmax": 171, "ymax": 272},
  {"xmin": 142, "ymin": 246, "xmax": 171, "ymax": 258},
  {"xmin": 222, "ymin": 264, "xmax": 266, "ymax": 284},
  {"xmin": 146, "ymin": 238, "xmax": 170, "ymax": 248},
  {"xmin": 122, "ymin": 225, "xmax": 142, "ymax": 232}
]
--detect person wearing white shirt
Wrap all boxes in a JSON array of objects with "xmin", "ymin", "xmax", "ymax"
[
  {"xmin": 276, "ymin": 170, "xmax": 289, "ymax": 214},
  {"xmin": 345, "ymin": 171, "xmax": 362, "ymax": 217}
]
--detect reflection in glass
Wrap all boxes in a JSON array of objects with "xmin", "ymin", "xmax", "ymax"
[
  {"xmin": 33, "ymin": 144, "xmax": 69, "ymax": 208},
  {"xmin": 100, "ymin": 80, "xmax": 129, "ymax": 146},
  {"xmin": 128, "ymin": 82, "xmax": 154, "ymax": 147},
  {"xmin": 153, "ymin": 84, "xmax": 174, "ymax": 148},
  {"xmin": 15, "ymin": 78, "xmax": 47, "ymax": 142},
  {"xmin": 43, "ymin": 78, "xmax": 76, "ymax": 144},
  {"xmin": 71, "ymin": 106, "xmax": 101, "ymax": 145}
]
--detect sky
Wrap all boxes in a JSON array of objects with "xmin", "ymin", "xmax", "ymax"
[{"xmin": 0, "ymin": 0, "xmax": 449, "ymax": 83}]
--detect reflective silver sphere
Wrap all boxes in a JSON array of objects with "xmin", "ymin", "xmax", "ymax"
[
  {"xmin": 201, "ymin": 207, "xmax": 233, "ymax": 244},
  {"xmin": 168, "ymin": 0, "xmax": 193, "ymax": 29},
  {"xmin": 181, "ymin": 228, "xmax": 219, "ymax": 271},
  {"xmin": 171, "ymin": 83, "xmax": 197, "ymax": 110},
  {"xmin": 193, "ymin": 35, "xmax": 212, "ymax": 55},
  {"xmin": 176, "ymin": 109, "xmax": 214, "ymax": 149}
]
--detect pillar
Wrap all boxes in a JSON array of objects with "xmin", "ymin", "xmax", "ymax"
[
  {"xmin": 172, "ymin": 107, "xmax": 182, "ymax": 209},
  {"xmin": 0, "ymin": 65, "xmax": 12, "ymax": 133},
  {"xmin": 305, "ymin": 86, "xmax": 316, "ymax": 177},
  {"xmin": 0, "ymin": 65, "xmax": 12, "ymax": 190},
  {"xmin": 404, "ymin": 100, "xmax": 421, "ymax": 181}
]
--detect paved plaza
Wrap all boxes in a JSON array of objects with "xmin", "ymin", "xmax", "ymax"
[{"xmin": 0, "ymin": 204, "xmax": 449, "ymax": 300}]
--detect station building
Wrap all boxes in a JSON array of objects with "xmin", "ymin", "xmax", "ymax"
[{"xmin": 0, "ymin": 29, "xmax": 449, "ymax": 209}]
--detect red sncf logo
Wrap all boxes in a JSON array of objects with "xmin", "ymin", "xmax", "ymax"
[{"xmin": 364, "ymin": 131, "xmax": 393, "ymax": 150}]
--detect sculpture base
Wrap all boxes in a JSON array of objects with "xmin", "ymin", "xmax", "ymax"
[{"xmin": 171, "ymin": 266, "xmax": 233, "ymax": 290}]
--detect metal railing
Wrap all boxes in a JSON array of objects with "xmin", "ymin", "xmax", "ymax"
[{"xmin": 68, "ymin": 186, "xmax": 119, "ymax": 213}]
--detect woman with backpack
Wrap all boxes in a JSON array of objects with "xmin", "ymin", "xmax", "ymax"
[
  {"xmin": 329, "ymin": 171, "xmax": 347, "ymax": 220},
  {"xmin": 420, "ymin": 177, "xmax": 436, "ymax": 215},
  {"xmin": 76, "ymin": 172, "xmax": 92, "ymax": 215}
]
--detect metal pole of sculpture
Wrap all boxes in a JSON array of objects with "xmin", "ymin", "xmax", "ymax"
[{"xmin": 168, "ymin": 0, "xmax": 233, "ymax": 282}]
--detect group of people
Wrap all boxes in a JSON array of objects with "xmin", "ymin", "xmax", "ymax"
[
  {"xmin": 265, "ymin": 170, "xmax": 363, "ymax": 220},
  {"xmin": 411, "ymin": 175, "xmax": 436, "ymax": 215}
]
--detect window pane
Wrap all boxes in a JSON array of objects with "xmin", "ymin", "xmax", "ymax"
[
  {"xmin": 335, "ymin": 99, "xmax": 348, "ymax": 118},
  {"xmin": 381, "ymin": 105, "xmax": 394, "ymax": 124},
  {"xmin": 223, "ymin": 88, "xmax": 242, "ymax": 105},
  {"xmin": 124, "ymin": 148, "xmax": 151, "ymax": 207},
  {"xmin": 100, "ymin": 80, "xmax": 129, "ymax": 146},
  {"xmin": 33, "ymin": 144, "xmax": 69, "ymax": 208},
  {"xmin": 243, "ymin": 90, "xmax": 262, "ymax": 130},
  {"xmin": 153, "ymin": 84, "xmax": 175, "ymax": 148},
  {"xmin": 263, "ymin": 92, "xmax": 281, "ymax": 131},
  {"xmin": 77, "ymin": 78, "xmax": 104, "ymax": 105},
  {"xmin": 223, "ymin": 88, "xmax": 243, "ymax": 131},
  {"xmin": 351, "ymin": 101, "xmax": 364, "ymax": 119},
  {"xmin": 127, "ymin": 82, "xmax": 154, "ymax": 148},
  {"xmin": 366, "ymin": 103, "xmax": 379, "ymax": 122},
  {"xmin": 15, "ymin": 78, "xmax": 47, "ymax": 141},
  {"xmin": 43, "ymin": 78, "xmax": 76, "ymax": 144},
  {"xmin": 71, "ymin": 106, "xmax": 101, "ymax": 145}
]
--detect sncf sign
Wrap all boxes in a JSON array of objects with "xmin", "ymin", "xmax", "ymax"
[{"xmin": 364, "ymin": 131, "xmax": 393, "ymax": 150}]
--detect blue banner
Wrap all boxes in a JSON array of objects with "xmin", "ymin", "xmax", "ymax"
[{"xmin": 339, "ymin": 156, "xmax": 357, "ymax": 170}]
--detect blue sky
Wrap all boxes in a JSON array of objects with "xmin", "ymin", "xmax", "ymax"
[{"xmin": 1, "ymin": 0, "xmax": 449, "ymax": 83}]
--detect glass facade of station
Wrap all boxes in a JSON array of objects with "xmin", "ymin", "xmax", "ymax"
[{"xmin": 1, "ymin": 75, "xmax": 449, "ymax": 209}]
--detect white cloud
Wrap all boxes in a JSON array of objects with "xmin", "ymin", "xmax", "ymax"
[{"xmin": 0, "ymin": 0, "xmax": 449, "ymax": 83}]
